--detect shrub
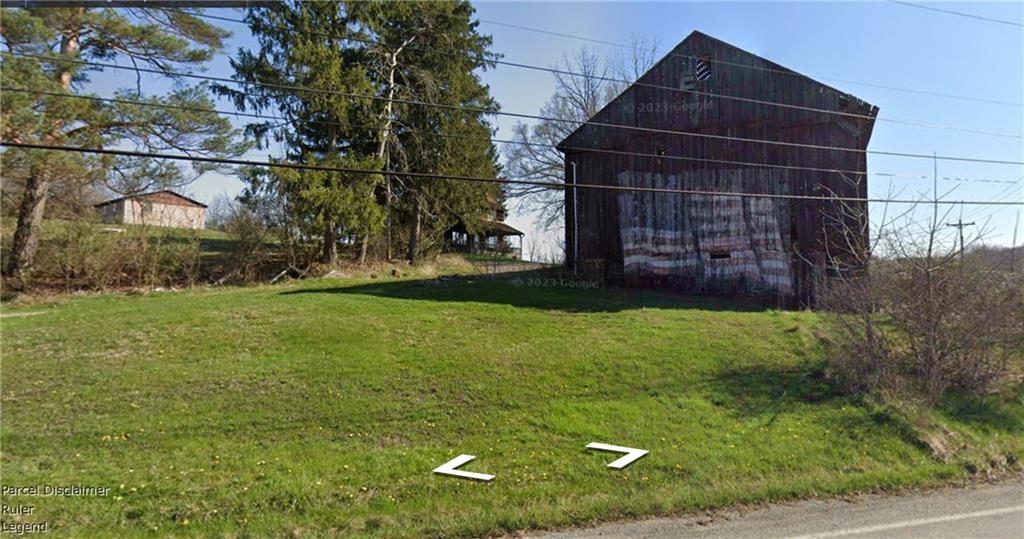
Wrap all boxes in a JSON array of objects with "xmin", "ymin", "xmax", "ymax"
[
  {"xmin": 821, "ymin": 253, "xmax": 1023, "ymax": 405},
  {"xmin": 42, "ymin": 219, "xmax": 118, "ymax": 290},
  {"xmin": 31, "ymin": 221, "xmax": 202, "ymax": 291},
  {"xmin": 222, "ymin": 206, "xmax": 271, "ymax": 282}
]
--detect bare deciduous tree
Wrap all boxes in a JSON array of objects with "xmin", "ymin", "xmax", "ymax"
[
  {"xmin": 819, "ymin": 174, "xmax": 1024, "ymax": 405},
  {"xmin": 503, "ymin": 36, "xmax": 659, "ymax": 231}
]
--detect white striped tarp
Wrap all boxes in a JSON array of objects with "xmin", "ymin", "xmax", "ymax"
[{"xmin": 617, "ymin": 169, "xmax": 795, "ymax": 294}]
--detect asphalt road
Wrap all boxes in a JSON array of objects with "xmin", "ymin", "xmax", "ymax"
[{"xmin": 531, "ymin": 480, "xmax": 1023, "ymax": 538}]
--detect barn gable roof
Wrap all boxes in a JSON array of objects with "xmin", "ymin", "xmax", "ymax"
[
  {"xmin": 556, "ymin": 30, "xmax": 877, "ymax": 152},
  {"xmin": 95, "ymin": 190, "xmax": 208, "ymax": 209}
]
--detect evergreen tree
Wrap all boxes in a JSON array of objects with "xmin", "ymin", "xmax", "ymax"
[
  {"xmin": 225, "ymin": 0, "xmax": 502, "ymax": 265},
  {"xmin": 219, "ymin": 2, "xmax": 383, "ymax": 265},
  {"xmin": 351, "ymin": 0, "xmax": 502, "ymax": 263},
  {"xmin": 1, "ymin": 7, "xmax": 243, "ymax": 284}
]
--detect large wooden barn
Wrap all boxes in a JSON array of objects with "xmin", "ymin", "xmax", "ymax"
[{"xmin": 557, "ymin": 31, "xmax": 878, "ymax": 305}]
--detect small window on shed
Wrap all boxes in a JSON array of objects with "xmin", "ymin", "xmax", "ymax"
[
  {"xmin": 656, "ymin": 146, "xmax": 667, "ymax": 156},
  {"xmin": 709, "ymin": 252, "xmax": 731, "ymax": 260},
  {"xmin": 837, "ymin": 93, "xmax": 850, "ymax": 109},
  {"xmin": 695, "ymin": 56, "xmax": 712, "ymax": 81}
]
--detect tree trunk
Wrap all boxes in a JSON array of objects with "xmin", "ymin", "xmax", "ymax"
[
  {"xmin": 377, "ymin": 36, "xmax": 416, "ymax": 263},
  {"xmin": 4, "ymin": 167, "xmax": 49, "ymax": 283},
  {"xmin": 5, "ymin": 17, "xmax": 80, "ymax": 283},
  {"xmin": 407, "ymin": 196, "xmax": 421, "ymax": 264},
  {"xmin": 323, "ymin": 119, "xmax": 342, "ymax": 267},
  {"xmin": 359, "ymin": 239, "xmax": 369, "ymax": 265},
  {"xmin": 378, "ymin": 80, "xmax": 392, "ymax": 263},
  {"xmin": 385, "ymin": 178, "xmax": 392, "ymax": 261},
  {"xmin": 321, "ymin": 220, "xmax": 337, "ymax": 265}
]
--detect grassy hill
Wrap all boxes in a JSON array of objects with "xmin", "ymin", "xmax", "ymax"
[
  {"xmin": 1, "ymin": 276, "xmax": 1021, "ymax": 537},
  {"xmin": 0, "ymin": 217, "xmax": 238, "ymax": 258}
]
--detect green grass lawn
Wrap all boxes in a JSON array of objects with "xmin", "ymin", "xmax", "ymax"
[{"xmin": 1, "ymin": 277, "xmax": 1021, "ymax": 537}]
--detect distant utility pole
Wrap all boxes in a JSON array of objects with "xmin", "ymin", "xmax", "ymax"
[
  {"xmin": 1012, "ymin": 212, "xmax": 1020, "ymax": 273},
  {"xmin": 946, "ymin": 218, "xmax": 975, "ymax": 261}
]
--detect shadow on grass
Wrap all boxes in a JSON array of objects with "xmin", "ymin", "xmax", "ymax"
[
  {"xmin": 198, "ymin": 237, "xmax": 239, "ymax": 254},
  {"xmin": 712, "ymin": 364, "xmax": 1024, "ymax": 453},
  {"xmin": 708, "ymin": 363, "xmax": 936, "ymax": 451},
  {"xmin": 938, "ymin": 391, "xmax": 1024, "ymax": 433},
  {"xmin": 708, "ymin": 363, "xmax": 840, "ymax": 421},
  {"xmin": 280, "ymin": 271, "xmax": 775, "ymax": 313}
]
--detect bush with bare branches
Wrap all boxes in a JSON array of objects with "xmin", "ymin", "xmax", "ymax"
[
  {"xmin": 222, "ymin": 205, "xmax": 271, "ymax": 282},
  {"xmin": 822, "ymin": 258, "xmax": 1022, "ymax": 404},
  {"xmin": 23, "ymin": 219, "xmax": 202, "ymax": 291},
  {"xmin": 820, "ymin": 183, "xmax": 1023, "ymax": 405}
]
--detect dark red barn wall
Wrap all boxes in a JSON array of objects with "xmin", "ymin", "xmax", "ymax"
[{"xmin": 560, "ymin": 32, "xmax": 876, "ymax": 305}]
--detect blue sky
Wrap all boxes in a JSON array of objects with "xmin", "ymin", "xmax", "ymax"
[{"xmin": 90, "ymin": 2, "xmax": 1024, "ymax": 254}]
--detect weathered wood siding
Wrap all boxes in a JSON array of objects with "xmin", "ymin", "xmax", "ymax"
[{"xmin": 560, "ymin": 31, "xmax": 877, "ymax": 304}]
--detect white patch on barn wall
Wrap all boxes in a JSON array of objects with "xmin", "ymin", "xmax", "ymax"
[{"xmin": 617, "ymin": 170, "xmax": 794, "ymax": 294}]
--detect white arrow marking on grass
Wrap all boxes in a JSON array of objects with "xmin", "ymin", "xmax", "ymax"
[
  {"xmin": 433, "ymin": 454, "xmax": 494, "ymax": 481},
  {"xmin": 586, "ymin": 442, "xmax": 649, "ymax": 469}
]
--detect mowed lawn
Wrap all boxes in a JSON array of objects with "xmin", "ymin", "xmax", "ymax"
[{"xmin": 1, "ymin": 277, "xmax": 1021, "ymax": 537}]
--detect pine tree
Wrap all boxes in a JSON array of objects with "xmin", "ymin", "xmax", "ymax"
[
  {"xmin": 219, "ymin": 2, "xmax": 383, "ymax": 265},
  {"xmin": 351, "ymin": 0, "xmax": 502, "ymax": 263},
  {"xmin": 224, "ymin": 1, "xmax": 502, "ymax": 265},
  {"xmin": 1, "ymin": 7, "xmax": 243, "ymax": 284}
]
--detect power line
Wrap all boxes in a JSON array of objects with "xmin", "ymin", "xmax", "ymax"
[
  {"xmin": 7, "ymin": 52, "xmax": 1023, "ymax": 166},
  {"xmin": 872, "ymin": 172, "xmax": 1017, "ymax": 185},
  {"xmin": 888, "ymin": 0, "xmax": 1024, "ymax": 28},
  {"xmin": 7, "ymin": 86, "xmax": 1018, "ymax": 185},
  {"xmin": 474, "ymin": 18, "xmax": 1023, "ymax": 108},
  {"xmin": 181, "ymin": 9, "xmax": 1022, "ymax": 139},
  {"xmin": 3, "ymin": 141, "xmax": 1023, "ymax": 207},
  {"xmin": 494, "ymin": 59, "xmax": 1021, "ymax": 139},
  {"xmin": 962, "ymin": 176, "xmax": 1024, "ymax": 222}
]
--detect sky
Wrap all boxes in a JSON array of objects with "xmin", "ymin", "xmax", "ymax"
[{"xmin": 88, "ymin": 1, "xmax": 1024, "ymax": 258}]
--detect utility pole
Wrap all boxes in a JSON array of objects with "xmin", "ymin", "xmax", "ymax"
[
  {"xmin": 1012, "ymin": 211, "xmax": 1020, "ymax": 273},
  {"xmin": 946, "ymin": 218, "xmax": 975, "ymax": 261}
]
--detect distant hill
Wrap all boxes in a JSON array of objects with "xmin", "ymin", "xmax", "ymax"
[{"xmin": 965, "ymin": 245, "xmax": 1023, "ymax": 272}]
